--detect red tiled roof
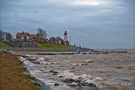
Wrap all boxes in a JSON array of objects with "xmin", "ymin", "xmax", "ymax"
[
  {"xmin": 16, "ymin": 32, "xmax": 39, "ymax": 40},
  {"xmin": 16, "ymin": 32, "xmax": 30, "ymax": 37},
  {"xmin": 29, "ymin": 34, "xmax": 38, "ymax": 40},
  {"xmin": 29, "ymin": 34, "xmax": 38, "ymax": 38}
]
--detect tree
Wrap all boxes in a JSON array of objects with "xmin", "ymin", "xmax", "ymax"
[
  {"xmin": 6, "ymin": 32, "xmax": 13, "ymax": 41},
  {"xmin": 3, "ymin": 32, "xmax": 13, "ymax": 41},
  {"xmin": 37, "ymin": 28, "xmax": 47, "ymax": 42}
]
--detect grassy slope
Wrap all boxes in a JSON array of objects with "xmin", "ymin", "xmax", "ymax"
[
  {"xmin": 0, "ymin": 42, "xmax": 71, "ymax": 49},
  {"xmin": 0, "ymin": 52, "xmax": 40, "ymax": 90},
  {"xmin": 0, "ymin": 43, "xmax": 10, "ymax": 48},
  {"xmin": 38, "ymin": 43, "xmax": 71, "ymax": 48}
]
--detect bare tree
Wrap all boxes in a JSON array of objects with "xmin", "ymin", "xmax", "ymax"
[
  {"xmin": 6, "ymin": 32, "xmax": 13, "ymax": 41},
  {"xmin": 37, "ymin": 28, "xmax": 47, "ymax": 42},
  {"xmin": 44, "ymin": 30, "xmax": 47, "ymax": 38}
]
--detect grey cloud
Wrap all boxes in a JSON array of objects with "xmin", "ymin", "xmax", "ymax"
[{"xmin": 0, "ymin": 0, "xmax": 134, "ymax": 48}]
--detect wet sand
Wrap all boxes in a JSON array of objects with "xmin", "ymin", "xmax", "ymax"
[{"xmin": 19, "ymin": 50, "xmax": 135, "ymax": 90}]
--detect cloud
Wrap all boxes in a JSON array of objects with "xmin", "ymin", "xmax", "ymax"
[{"xmin": 0, "ymin": 0, "xmax": 134, "ymax": 48}]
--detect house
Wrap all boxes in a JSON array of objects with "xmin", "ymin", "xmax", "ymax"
[
  {"xmin": 16, "ymin": 31, "xmax": 39, "ymax": 47},
  {"xmin": 16, "ymin": 31, "xmax": 30, "ymax": 41},
  {"xmin": 49, "ymin": 37, "xmax": 64, "ymax": 45},
  {"xmin": 29, "ymin": 34, "xmax": 38, "ymax": 41},
  {"xmin": 2, "ymin": 32, "xmax": 13, "ymax": 41},
  {"xmin": 15, "ymin": 31, "xmax": 70, "ymax": 46},
  {"xmin": 48, "ymin": 31, "xmax": 69, "ymax": 45},
  {"xmin": 16, "ymin": 31, "xmax": 38, "ymax": 41}
]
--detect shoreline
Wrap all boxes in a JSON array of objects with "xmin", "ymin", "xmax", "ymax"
[
  {"xmin": 0, "ymin": 48, "xmax": 129, "ymax": 56},
  {"xmin": 18, "ymin": 50, "xmax": 134, "ymax": 90},
  {"xmin": 19, "ymin": 55, "xmax": 100, "ymax": 90},
  {"xmin": 1, "ymin": 50, "xmax": 134, "ymax": 90},
  {"xmin": 0, "ymin": 47, "xmax": 131, "ymax": 52},
  {"xmin": 0, "ymin": 51, "xmax": 40, "ymax": 90}
]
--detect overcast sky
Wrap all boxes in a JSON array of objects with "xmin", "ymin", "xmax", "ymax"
[{"xmin": 0, "ymin": 0, "xmax": 135, "ymax": 49}]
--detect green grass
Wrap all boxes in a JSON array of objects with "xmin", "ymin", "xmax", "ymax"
[
  {"xmin": 38, "ymin": 43, "xmax": 71, "ymax": 48},
  {"xmin": 0, "ymin": 52, "xmax": 40, "ymax": 90},
  {"xmin": 0, "ymin": 43, "xmax": 10, "ymax": 48}
]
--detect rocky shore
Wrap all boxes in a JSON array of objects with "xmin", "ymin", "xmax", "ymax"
[
  {"xmin": 17, "ymin": 49, "xmax": 135, "ymax": 90},
  {"xmin": 19, "ymin": 55, "xmax": 99, "ymax": 90}
]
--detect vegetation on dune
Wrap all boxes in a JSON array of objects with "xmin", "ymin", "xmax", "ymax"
[
  {"xmin": 0, "ymin": 43, "xmax": 10, "ymax": 48},
  {"xmin": 0, "ymin": 52, "xmax": 40, "ymax": 90},
  {"xmin": 38, "ymin": 42, "xmax": 71, "ymax": 48}
]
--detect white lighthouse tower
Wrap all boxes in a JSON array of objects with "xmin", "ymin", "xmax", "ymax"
[{"xmin": 64, "ymin": 31, "xmax": 69, "ymax": 45}]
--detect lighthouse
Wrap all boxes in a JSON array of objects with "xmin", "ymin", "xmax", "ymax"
[{"xmin": 64, "ymin": 31, "xmax": 69, "ymax": 45}]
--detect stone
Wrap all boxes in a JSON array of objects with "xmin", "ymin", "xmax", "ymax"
[
  {"xmin": 54, "ymin": 83, "xmax": 59, "ymax": 86},
  {"xmin": 49, "ymin": 70, "xmax": 58, "ymax": 75}
]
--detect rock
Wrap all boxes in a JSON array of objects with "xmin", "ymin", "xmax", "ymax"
[
  {"xmin": 67, "ymin": 82, "xmax": 78, "ymax": 87},
  {"xmin": 21, "ymin": 55, "xmax": 31, "ymax": 60},
  {"xmin": 81, "ymin": 81, "xmax": 96, "ymax": 87},
  {"xmin": 28, "ymin": 58, "xmax": 40, "ymax": 64},
  {"xmin": 49, "ymin": 70, "xmax": 58, "ymax": 75},
  {"xmin": 32, "ymin": 60, "xmax": 40, "ymax": 64},
  {"xmin": 21, "ymin": 55, "xmax": 40, "ymax": 64},
  {"xmin": 63, "ymin": 78, "xmax": 75, "ymax": 83},
  {"xmin": 62, "ymin": 78, "xmax": 98, "ymax": 89},
  {"xmin": 54, "ymin": 83, "xmax": 59, "ymax": 86},
  {"xmin": 58, "ymin": 76, "xmax": 64, "ymax": 78}
]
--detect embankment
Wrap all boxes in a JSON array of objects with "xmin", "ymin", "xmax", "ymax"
[{"xmin": 0, "ymin": 51, "xmax": 40, "ymax": 90}]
